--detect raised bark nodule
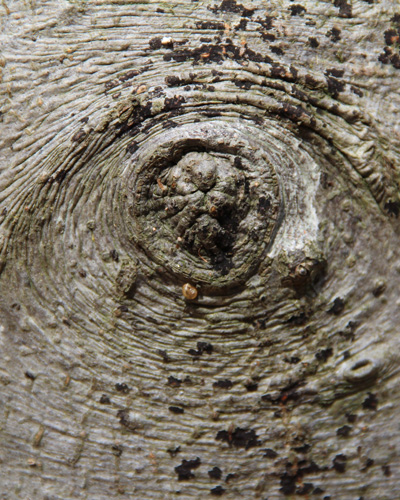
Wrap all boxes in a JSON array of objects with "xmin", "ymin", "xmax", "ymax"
[{"xmin": 1, "ymin": 1, "xmax": 400, "ymax": 499}]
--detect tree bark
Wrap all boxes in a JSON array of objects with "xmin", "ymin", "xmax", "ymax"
[{"xmin": 1, "ymin": 1, "xmax": 400, "ymax": 498}]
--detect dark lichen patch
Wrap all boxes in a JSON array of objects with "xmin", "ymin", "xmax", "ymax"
[
  {"xmin": 157, "ymin": 349, "xmax": 171, "ymax": 362},
  {"xmin": 372, "ymin": 282, "xmax": 386, "ymax": 297},
  {"xmin": 115, "ymin": 101, "xmax": 152, "ymax": 136},
  {"xmin": 196, "ymin": 20, "xmax": 226, "ymax": 30},
  {"xmin": 169, "ymin": 406, "xmax": 185, "ymax": 414},
  {"xmin": 225, "ymin": 473, "xmax": 237, "ymax": 482},
  {"xmin": 163, "ymin": 41, "xmax": 272, "ymax": 65},
  {"xmin": 290, "ymin": 4, "xmax": 306, "ymax": 16},
  {"xmin": 211, "ymin": 486, "xmax": 225, "ymax": 496},
  {"xmin": 111, "ymin": 444, "xmax": 123, "ymax": 457},
  {"xmin": 167, "ymin": 446, "xmax": 181, "ymax": 457},
  {"xmin": 336, "ymin": 425, "xmax": 352, "ymax": 437},
  {"xmin": 216, "ymin": 427, "xmax": 260, "ymax": 449},
  {"xmin": 361, "ymin": 458, "xmax": 374, "ymax": 471},
  {"xmin": 362, "ymin": 392, "xmax": 378, "ymax": 410},
  {"xmin": 188, "ymin": 341, "xmax": 213, "ymax": 357},
  {"xmin": 116, "ymin": 409, "xmax": 136, "ymax": 431},
  {"xmin": 237, "ymin": 18, "xmax": 248, "ymax": 30},
  {"xmin": 384, "ymin": 29, "xmax": 399, "ymax": 46},
  {"xmin": 261, "ymin": 32, "xmax": 276, "ymax": 42},
  {"xmin": 285, "ymin": 311, "xmax": 308, "ymax": 325},
  {"xmin": 167, "ymin": 376, "xmax": 182, "ymax": 387},
  {"xmin": 115, "ymin": 382, "xmax": 130, "ymax": 394},
  {"xmin": 384, "ymin": 200, "xmax": 400, "ymax": 217},
  {"xmin": 126, "ymin": 141, "xmax": 138, "ymax": 154},
  {"xmin": 174, "ymin": 457, "xmax": 201, "ymax": 480},
  {"xmin": 263, "ymin": 448, "xmax": 278, "ymax": 459},
  {"xmin": 100, "ymin": 394, "xmax": 110, "ymax": 404},
  {"xmin": 119, "ymin": 69, "xmax": 140, "ymax": 82},
  {"xmin": 234, "ymin": 80, "xmax": 253, "ymax": 90},
  {"xmin": 270, "ymin": 46, "xmax": 284, "ymax": 55},
  {"xmin": 210, "ymin": 0, "xmax": 255, "ymax": 17},
  {"xmin": 326, "ymin": 27, "xmax": 341, "ymax": 42},
  {"xmin": 382, "ymin": 465, "xmax": 391, "ymax": 477},
  {"xmin": 379, "ymin": 47, "xmax": 400, "ymax": 69},
  {"xmin": 280, "ymin": 461, "xmax": 321, "ymax": 495},
  {"xmin": 208, "ymin": 466, "xmax": 222, "ymax": 480},
  {"xmin": 351, "ymin": 86, "xmax": 364, "ymax": 97},
  {"xmin": 165, "ymin": 75, "xmax": 182, "ymax": 87},
  {"xmin": 333, "ymin": 0, "xmax": 352, "ymax": 18},
  {"xmin": 326, "ymin": 68, "xmax": 344, "ymax": 78},
  {"xmin": 244, "ymin": 380, "xmax": 258, "ymax": 391},
  {"xmin": 164, "ymin": 95, "xmax": 186, "ymax": 112},
  {"xmin": 332, "ymin": 454, "xmax": 347, "ymax": 473},
  {"xmin": 294, "ymin": 444, "xmax": 311, "ymax": 454},
  {"xmin": 315, "ymin": 347, "xmax": 333, "ymax": 363},
  {"xmin": 308, "ymin": 37, "xmax": 319, "ymax": 48},
  {"xmin": 327, "ymin": 297, "xmax": 345, "ymax": 315},
  {"xmin": 149, "ymin": 37, "xmax": 162, "ymax": 50},
  {"xmin": 346, "ymin": 412, "xmax": 357, "ymax": 423},
  {"xmin": 213, "ymin": 379, "xmax": 233, "ymax": 390},
  {"xmin": 326, "ymin": 76, "xmax": 345, "ymax": 98}
]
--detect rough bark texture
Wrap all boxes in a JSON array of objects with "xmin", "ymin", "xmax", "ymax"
[{"xmin": 1, "ymin": 1, "xmax": 400, "ymax": 499}]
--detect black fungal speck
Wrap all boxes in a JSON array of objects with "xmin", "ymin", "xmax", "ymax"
[
  {"xmin": 334, "ymin": 0, "xmax": 352, "ymax": 18},
  {"xmin": 211, "ymin": 486, "xmax": 225, "ymax": 496},
  {"xmin": 165, "ymin": 75, "xmax": 182, "ymax": 87},
  {"xmin": 111, "ymin": 444, "xmax": 123, "ymax": 456},
  {"xmin": 110, "ymin": 249, "xmax": 119, "ymax": 262},
  {"xmin": 208, "ymin": 466, "xmax": 222, "ymax": 480},
  {"xmin": 346, "ymin": 412, "xmax": 357, "ymax": 423},
  {"xmin": 244, "ymin": 381, "xmax": 258, "ymax": 391},
  {"xmin": 167, "ymin": 376, "xmax": 182, "ymax": 387},
  {"xmin": 326, "ymin": 76, "xmax": 345, "ymax": 98},
  {"xmin": 211, "ymin": 0, "xmax": 255, "ymax": 17},
  {"xmin": 332, "ymin": 454, "xmax": 347, "ymax": 473},
  {"xmin": 327, "ymin": 297, "xmax": 345, "ymax": 315},
  {"xmin": 270, "ymin": 45, "xmax": 284, "ymax": 55},
  {"xmin": 167, "ymin": 446, "xmax": 181, "ymax": 457},
  {"xmin": 290, "ymin": 4, "xmax": 306, "ymax": 16},
  {"xmin": 263, "ymin": 448, "xmax": 278, "ymax": 459},
  {"xmin": 372, "ymin": 282, "xmax": 386, "ymax": 297},
  {"xmin": 362, "ymin": 392, "xmax": 378, "ymax": 410},
  {"xmin": 149, "ymin": 37, "xmax": 162, "ymax": 50},
  {"xmin": 174, "ymin": 457, "xmax": 201, "ymax": 480},
  {"xmin": 361, "ymin": 458, "xmax": 374, "ymax": 470},
  {"xmin": 336, "ymin": 425, "xmax": 351, "ymax": 437},
  {"xmin": 294, "ymin": 443, "xmax": 311, "ymax": 454},
  {"xmin": 100, "ymin": 394, "xmax": 110, "ymax": 404},
  {"xmin": 315, "ymin": 347, "xmax": 333, "ymax": 362},
  {"xmin": 385, "ymin": 200, "xmax": 400, "ymax": 217},
  {"xmin": 115, "ymin": 382, "xmax": 130, "ymax": 394},
  {"xmin": 188, "ymin": 341, "xmax": 213, "ymax": 357},
  {"xmin": 326, "ymin": 27, "xmax": 341, "ymax": 42},
  {"xmin": 225, "ymin": 473, "xmax": 237, "ymax": 482},
  {"xmin": 309, "ymin": 37, "xmax": 319, "ymax": 48},
  {"xmin": 213, "ymin": 379, "xmax": 233, "ymax": 389},
  {"xmin": 216, "ymin": 427, "xmax": 260, "ymax": 449},
  {"xmin": 169, "ymin": 406, "xmax": 184, "ymax": 414}
]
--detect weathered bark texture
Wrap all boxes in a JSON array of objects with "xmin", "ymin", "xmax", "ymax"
[{"xmin": 1, "ymin": 0, "xmax": 400, "ymax": 498}]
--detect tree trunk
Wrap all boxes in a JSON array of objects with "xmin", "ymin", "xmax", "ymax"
[{"xmin": 1, "ymin": 1, "xmax": 400, "ymax": 498}]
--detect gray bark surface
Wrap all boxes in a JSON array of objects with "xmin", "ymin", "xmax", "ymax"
[{"xmin": 1, "ymin": 1, "xmax": 400, "ymax": 498}]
